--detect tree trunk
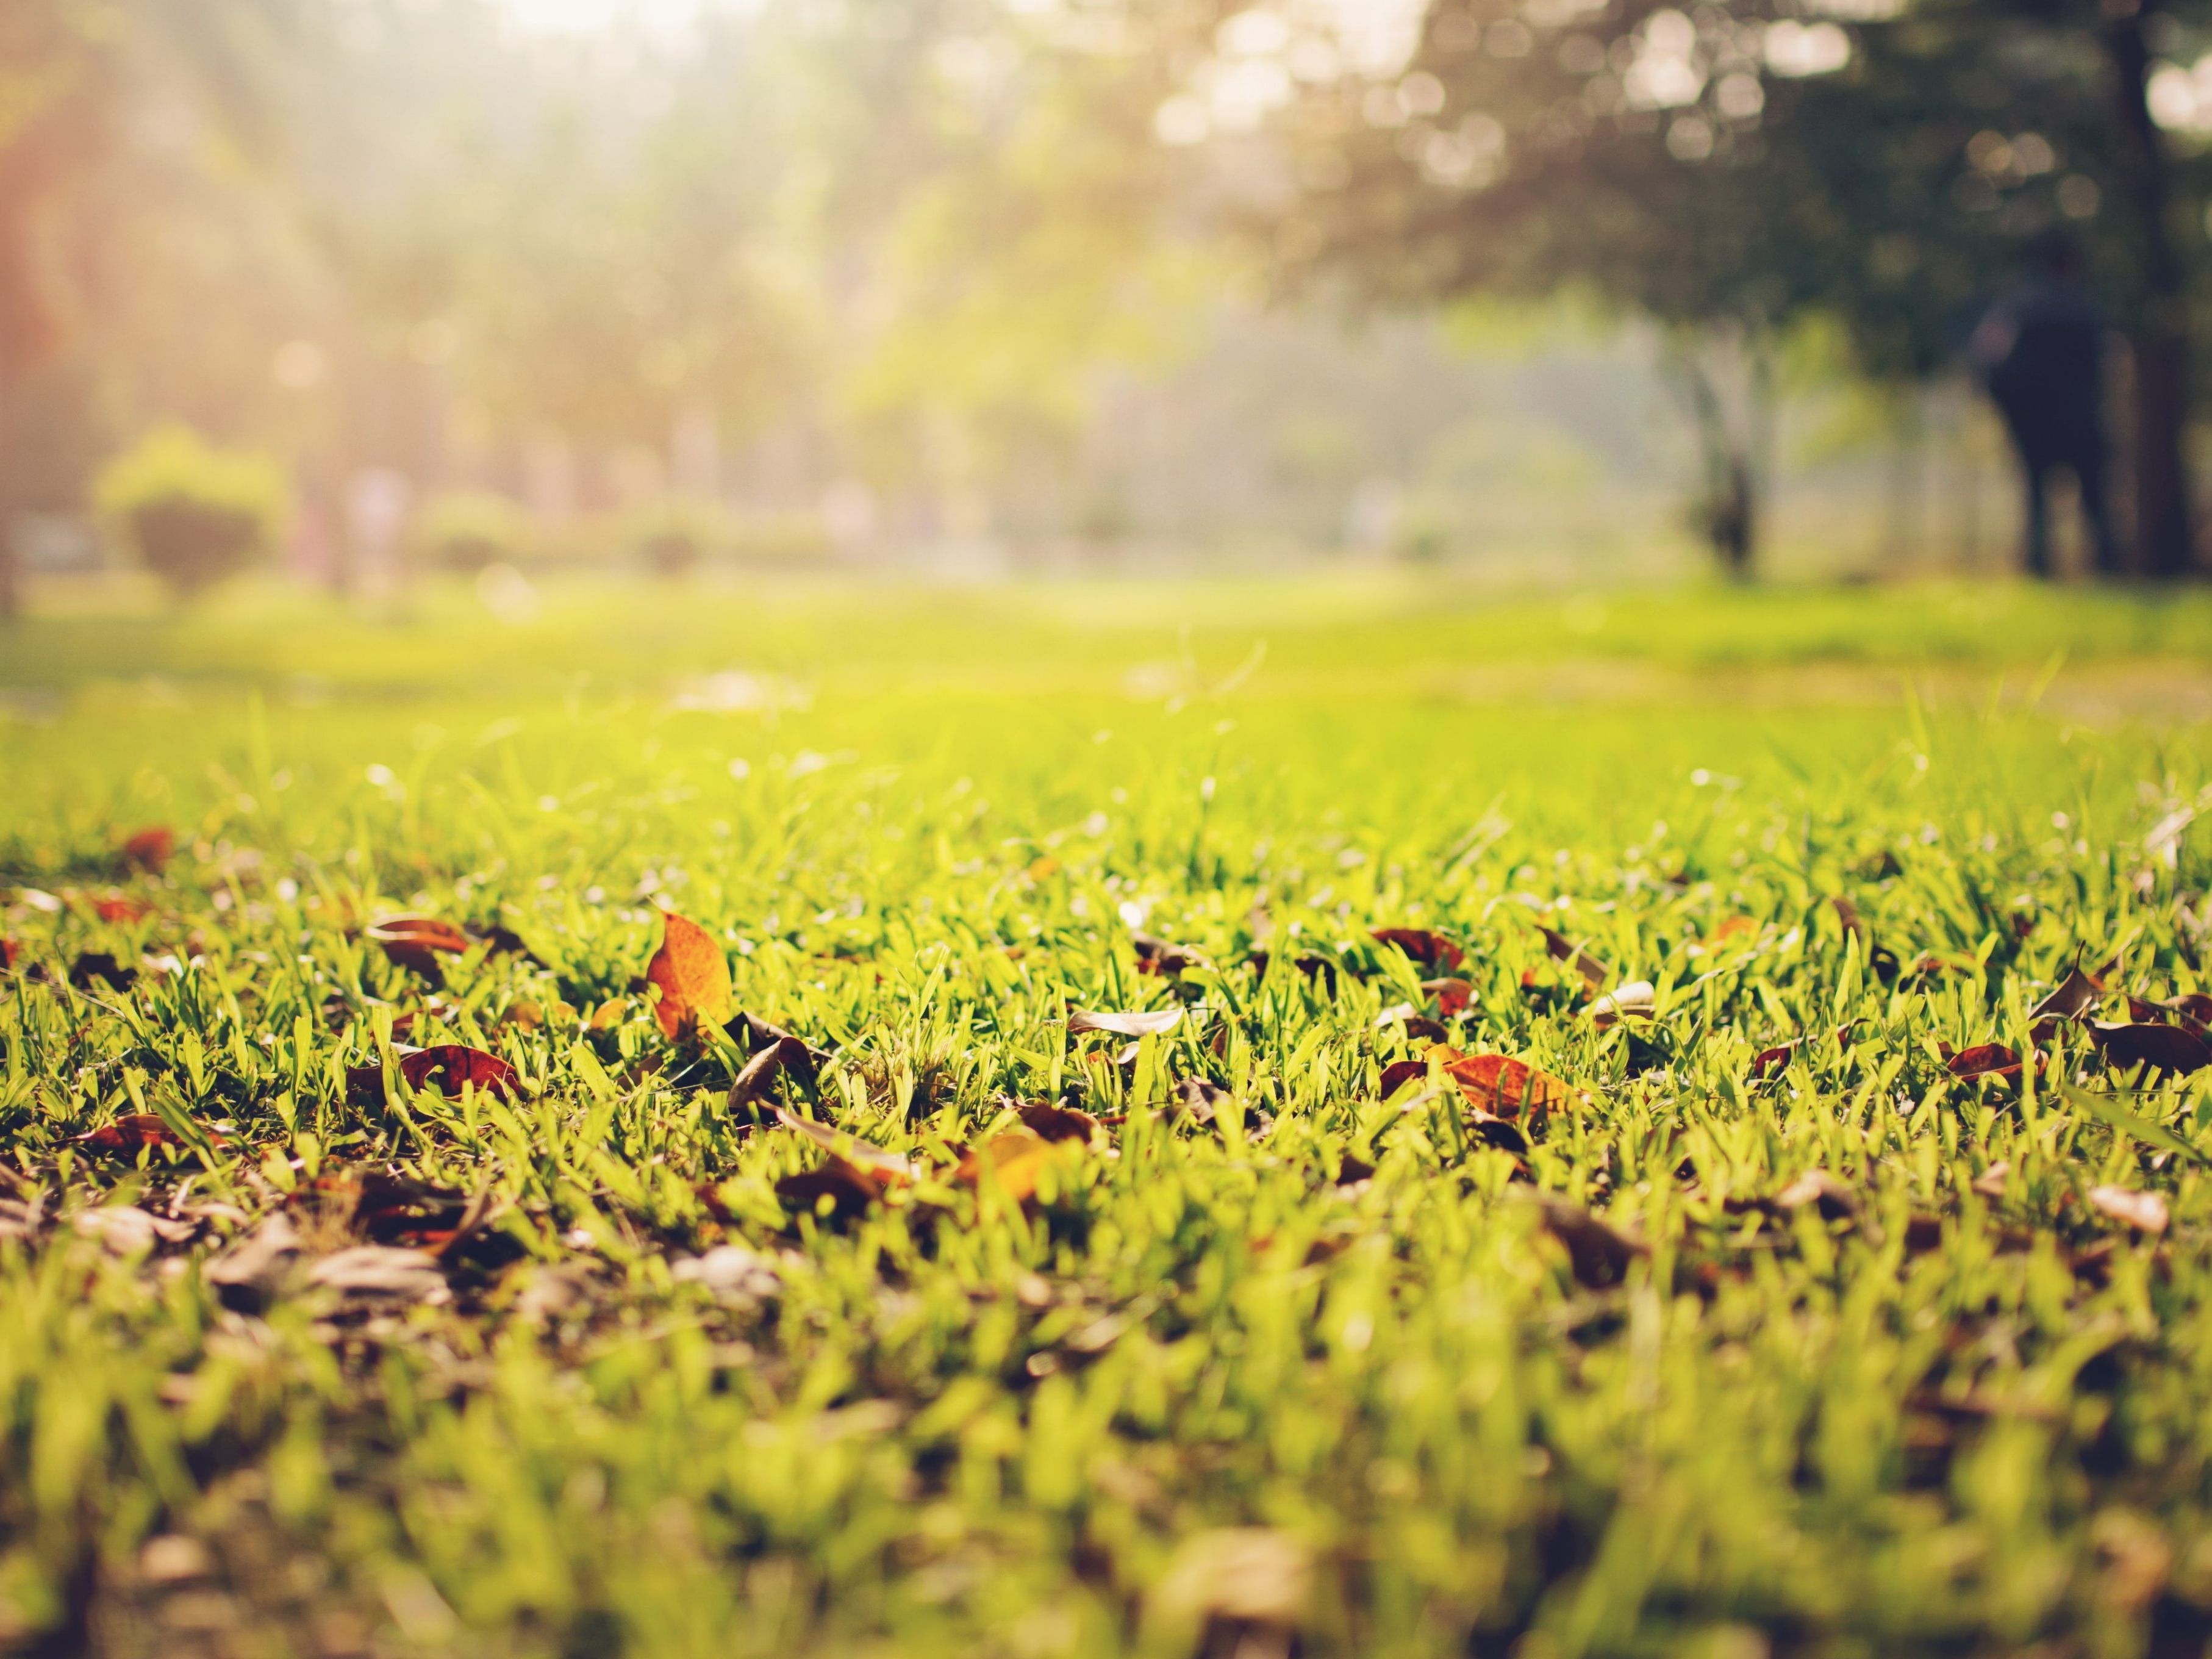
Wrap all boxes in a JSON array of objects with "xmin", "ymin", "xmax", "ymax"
[
  {"xmin": 1663, "ymin": 328, "xmax": 1763, "ymax": 579},
  {"xmin": 2105, "ymin": 2, "xmax": 2197, "ymax": 578}
]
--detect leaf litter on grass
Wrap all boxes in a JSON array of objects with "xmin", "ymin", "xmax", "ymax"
[{"xmin": 5, "ymin": 662, "xmax": 2212, "ymax": 1657}]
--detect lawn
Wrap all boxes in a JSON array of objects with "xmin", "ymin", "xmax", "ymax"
[{"xmin": 5, "ymin": 574, "xmax": 2212, "ymax": 1658}]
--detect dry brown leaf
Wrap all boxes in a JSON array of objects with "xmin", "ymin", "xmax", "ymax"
[
  {"xmin": 1770, "ymin": 1169, "xmax": 1859, "ymax": 1220},
  {"xmin": 1525, "ymin": 1192, "xmax": 1645, "ymax": 1289},
  {"xmin": 1536, "ymin": 923, "xmax": 1608, "ymax": 987},
  {"xmin": 365, "ymin": 914, "xmax": 471, "ymax": 979},
  {"xmin": 2031, "ymin": 962, "xmax": 2106, "ymax": 1022},
  {"xmin": 2087, "ymin": 1184, "xmax": 2170, "ymax": 1235},
  {"xmin": 728, "ymin": 1037, "xmax": 805, "ymax": 1116},
  {"xmin": 1015, "ymin": 1098, "xmax": 1103, "ymax": 1145},
  {"xmin": 1945, "ymin": 1043, "xmax": 2025, "ymax": 1084},
  {"xmin": 773, "ymin": 1106, "xmax": 916, "ymax": 1188},
  {"xmin": 645, "ymin": 909, "xmax": 734, "ymax": 1041},
  {"xmin": 2089, "ymin": 1022, "xmax": 2212, "ymax": 1078}
]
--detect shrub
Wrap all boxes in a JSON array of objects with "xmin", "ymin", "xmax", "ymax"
[
  {"xmin": 413, "ymin": 490, "xmax": 534, "ymax": 573},
  {"xmin": 93, "ymin": 426, "xmax": 287, "ymax": 598},
  {"xmin": 615, "ymin": 496, "xmax": 728, "ymax": 578}
]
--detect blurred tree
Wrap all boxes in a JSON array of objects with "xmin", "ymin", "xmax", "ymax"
[
  {"xmin": 0, "ymin": 0, "xmax": 297, "ymax": 615},
  {"xmin": 1226, "ymin": 0, "xmax": 2203, "ymax": 577}
]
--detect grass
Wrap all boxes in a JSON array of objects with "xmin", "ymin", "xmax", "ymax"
[{"xmin": 4, "ymin": 573, "xmax": 2212, "ymax": 1658}]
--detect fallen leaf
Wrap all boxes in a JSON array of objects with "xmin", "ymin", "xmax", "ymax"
[
  {"xmin": 73, "ymin": 1204, "xmax": 195, "ymax": 1253},
  {"xmin": 1536, "ymin": 924, "xmax": 1608, "ymax": 987},
  {"xmin": 0, "ymin": 939, "xmax": 17, "ymax": 971},
  {"xmin": 1069, "ymin": 1006, "xmax": 1183, "ymax": 1037},
  {"xmin": 1750, "ymin": 1041, "xmax": 1797, "ymax": 1080},
  {"xmin": 954, "ymin": 1128, "xmax": 1082, "ymax": 1203},
  {"xmin": 1423, "ymin": 977, "xmax": 1475, "ymax": 1017},
  {"xmin": 1972, "ymin": 1161, "xmax": 2011, "ymax": 1198},
  {"xmin": 76, "ymin": 1113, "xmax": 227, "ymax": 1155},
  {"xmin": 306, "ymin": 1245, "xmax": 448, "ymax": 1301},
  {"xmin": 120, "ymin": 826, "xmax": 174, "ymax": 872},
  {"xmin": 2032, "ymin": 962, "xmax": 2105, "ymax": 1022},
  {"xmin": 2089, "ymin": 1022, "xmax": 2212, "ymax": 1077},
  {"xmin": 645, "ymin": 909, "xmax": 734, "ymax": 1041},
  {"xmin": 1442, "ymin": 1052, "xmax": 1577, "ymax": 1124},
  {"xmin": 1589, "ymin": 980, "xmax": 1656, "ymax": 1027},
  {"xmin": 1769, "ymin": 1169, "xmax": 1859, "ymax": 1220},
  {"xmin": 728, "ymin": 1037, "xmax": 805, "ymax": 1116},
  {"xmin": 1946, "ymin": 1043, "xmax": 2024, "ymax": 1084},
  {"xmin": 1524, "ymin": 1192, "xmax": 1645, "ymax": 1288},
  {"xmin": 94, "ymin": 894, "xmax": 153, "ymax": 923},
  {"xmin": 1148, "ymin": 1528, "xmax": 1312, "ymax": 1644},
  {"xmin": 1378, "ymin": 1058, "xmax": 1430, "ymax": 1098},
  {"xmin": 2087, "ymin": 1184, "xmax": 2169, "ymax": 1235},
  {"xmin": 775, "ymin": 1161, "xmax": 883, "ymax": 1223},
  {"xmin": 365, "ymin": 914, "xmax": 471, "ymax": 979},
  {"xmin": 1133, "ymin": 933, "xmax": 1204, "ymax": 976},
  {"xmin": 774, "ymin": 1106, "xmax": 917, "ymax": 1188},
  {"xmin": 1372, "ymin": 928, "xmax": 1466, "ymax": 973},
  {"xmin": 68, "ymin": 951, "xmax": 136, "ymax": 991},
  {"xmin": 348, "ymin": 1044, "xmax": 517, "ymax": 1103},
  {"xmin": 728, "ymin": 1012, "xmax": 828, "ymax": 1083},
  {"xmin": 1015, "ymin": 1098, "xmax": 1103, "ymax": 1145},
  {"xmin": 1335, "ymin": 1154, "xmax": 1376, "ymax": 1184}
]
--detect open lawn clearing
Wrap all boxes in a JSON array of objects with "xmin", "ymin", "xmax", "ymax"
[{"xmin": 5, "ymin": 579, "xmax": 2212, "ymax": 1658}]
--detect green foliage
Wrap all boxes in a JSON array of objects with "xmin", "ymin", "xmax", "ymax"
[
  {"xmin": 1, "ymin": 582, "xmax": 2211, "ymax": 1654},
  {"xmin": 412, "ymin": 490, "xmax": 535, "ymax": 574},
  {"xmin": 91, "ymin": 425, "xmax": 286, "ymax": 598}
]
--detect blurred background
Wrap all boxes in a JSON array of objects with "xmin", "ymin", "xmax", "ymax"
[{"xmin": 6, "ymin": 0, "xmax": 2212, "ymax": 615}]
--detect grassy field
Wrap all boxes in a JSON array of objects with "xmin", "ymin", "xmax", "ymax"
[{"xmin": 6, "ymin": 574, "xmax": 2212, "ymax": 1658}]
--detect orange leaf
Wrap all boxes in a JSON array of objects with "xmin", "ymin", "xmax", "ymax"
[
  {"xmin": 1443, "ymin": 1053, "xmax": 1577, "ymax": 1123},
  {"xmin": 645, "ymin": 910, "xmax": 734, "ymax": 1041},
  {"xmin": 954, "ymin": 1128, "xmax": 1081, "ymax": 1203}
]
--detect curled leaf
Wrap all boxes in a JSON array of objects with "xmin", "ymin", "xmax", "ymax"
[
  {"xmin": 1945, "ymin": 1043, "xmax": 2024, "ymax": 1084},
  {"xmin": 1423, "ymin": 977, "xmax": 1475, "ymax": 1018},
  {"xmin": 728, "ymin": 1037, "xmax": 804, "ymax": 1116},
  {"xmin": 365, "ymin": 914, "xmax": 471, "ymax": 979},
  {"xmin": 1069, "ymin": 1006, "xmax": 1182, "ymax": 1038},
  {"xmin": 1536, "ymin": 924, "xmax": 1608, "ymax": 988},
  {"xmin": 1589, "ymin": 980, "xmax": 1656, "ymax": 1027},
  {"xmin": 2031, "ymin": 962, "xmax": 2105, "ymax": 1023},
  {"xmin": 645, "ymin": 910, "xmax": 734, "ymax": 1041},
  {"xmin": 1750, "ymin": 1041, "xmax": 1798, "ymax": 1080}
]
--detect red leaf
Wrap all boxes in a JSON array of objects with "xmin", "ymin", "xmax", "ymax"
[
  {"xmin": 1424, "ymin": 977, "xmax": 1474, "ymax": 1017},
  {"xmin": 1945, "ymin": 1043, "xmax": 2023, "ymax": 1083},
  {"xmin": 76, "ymin": 1114, "xmax": 226, "ymax": 1154},
  {"xmin": 1372, "ymin": 928, "xmax": 1465, "ymax": 973},
  {"xmin": 95, "ymin": 894, "xmax": 154, "ymax": 923},
  {"xmin": 1378, "ymin": 1058, "xmax": 1428, "ymax": 1098},
  {"xmin": 1751, "ymin": 1041, "xmax": 1798, "ymax": 1080},
  {"xmin": 120, "ymin": 826, "xmax": 174, "ymax": 873},
  {"xmin": 645, "ymin": 910, "xmax": 734, "ymax": 1041},
  {"xmin": 350, "ymin": 1045, "xmax": 517, "ymax": 1102}
]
